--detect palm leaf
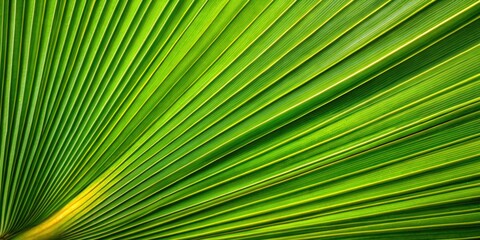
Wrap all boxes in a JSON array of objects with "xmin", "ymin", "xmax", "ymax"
[{"xmin": 1, "ymin": 0, "xmax": 479, "ymax": 239}]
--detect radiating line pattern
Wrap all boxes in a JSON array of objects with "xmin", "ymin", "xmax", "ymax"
[{"xmin": 0, "ymin": 0, "xmax": 479, "ymax": 239}]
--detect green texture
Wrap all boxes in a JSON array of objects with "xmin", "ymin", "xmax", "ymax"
[{"xmin": 0, "ymin": 0, "xmax": 479, "ymax": 239}]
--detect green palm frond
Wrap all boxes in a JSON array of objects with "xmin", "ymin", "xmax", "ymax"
[{"xmin": 1, "ymin": 0, "xmax": 479, "ymax": 239}]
